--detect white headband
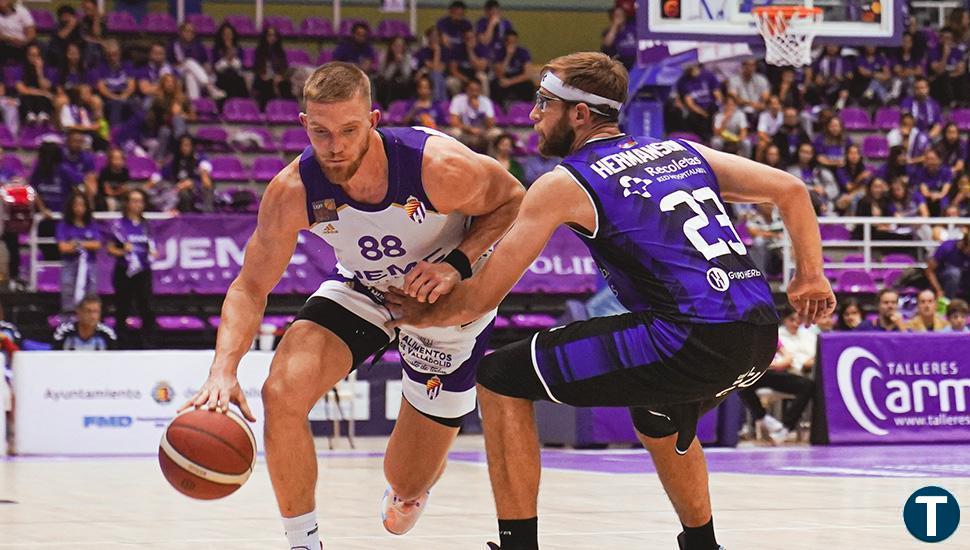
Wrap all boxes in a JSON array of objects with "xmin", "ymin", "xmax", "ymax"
[{"xmin": 540, "ymin": 72, "xmax": 623, "ymax": 117}]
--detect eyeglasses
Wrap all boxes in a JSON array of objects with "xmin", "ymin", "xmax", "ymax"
[{"xmin": 534, "ymin": 91, "xmax": 569, "ymax": 113}]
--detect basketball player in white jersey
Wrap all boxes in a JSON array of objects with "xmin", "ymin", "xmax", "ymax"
[{"xmin": 179, "ymin": 62, "xmax": 524, "ymax": 550}]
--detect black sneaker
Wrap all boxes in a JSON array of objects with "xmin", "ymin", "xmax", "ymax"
[
  {"xmin": 482, "ymin": 543, "xmax": 501, "ymax": 549},
  {"xmin": 677, "ymin": 532, "xmax": 726, "ymax": 550}
]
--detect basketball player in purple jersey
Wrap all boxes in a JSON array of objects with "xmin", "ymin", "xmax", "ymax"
[
  {"xmin": 179, "ymin": 63, "xmax": 524, "ymax": 550},
  {"xmin": 386, "ymin": 52, "xmax": 836, "ymax": 550}
]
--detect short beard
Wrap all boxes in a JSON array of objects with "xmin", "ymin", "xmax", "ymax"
[
  {"xmin": 321, "ymin": 135, "xmax": 371, "ymax": 184},
  {"xmin": 538, "ymin": 115, "xmax": 575, "ymax": 158}
]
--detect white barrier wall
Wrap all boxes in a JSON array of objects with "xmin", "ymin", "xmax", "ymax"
[{"xmin": 13, "ymin": 351, "xmax": 273, "ymax": 455}]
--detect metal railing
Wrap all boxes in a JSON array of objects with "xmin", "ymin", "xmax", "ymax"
[
  {"xmin": 780, "ymin": 216, "xmax": 970, "ymax": 290},
  {"xmin": 27, "ymin": 211, "xmax": 173, "ymax": 292}
]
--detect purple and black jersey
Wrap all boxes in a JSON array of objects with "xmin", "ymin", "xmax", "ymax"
[{"xmin": 558, "ymin": 135, "xmax": 778, "ymax": 325}]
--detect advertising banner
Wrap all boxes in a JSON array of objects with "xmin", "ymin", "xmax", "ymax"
[
  {"xmin": 815, "ymin": 333, "xmax": 970, "ymax": 444},
  {"xmin": 45, "ymin": 216, "xmax": 597, "ymax": 296}
]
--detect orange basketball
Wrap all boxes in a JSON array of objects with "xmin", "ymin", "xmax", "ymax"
[
  {"xmin": 871, "ymin": 1, "xmax": 882, "ymax": 15},
  {"xmin": 663, "ymin": 0, "xmax": 680, "ymax": 18},
  {"xmin": 159, "ymin": 408, "xmax": 256, "ymax": 500}
]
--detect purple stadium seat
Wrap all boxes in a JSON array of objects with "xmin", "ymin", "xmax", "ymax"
[
  {"xmin": 217, "ymin": 187, "xmax": 260, "ymax": 212},
  {"xmin": 819, "ymin": 224, "xmax": 851, "ymax": 241},
  {"xmin": 281, "ymin": 128, "xmax": 310, "ymax": 153},
  {"xmin": 263, "ymin": 15, "xmax": 296, "ymax": 36},
  {"xmin": 509, "ymin": 313, "xmax": 558, "ymax": 329},
  {"xmin": 506, "ymin": 101, "xmax": 534, "ymax": 127},
  {"xmin": 187, "ymin": 13, "xmax": 217, "ymax": 36},
  {"xmin": 316, "ymin": 49, "xmax": 334, "ymax": 65},
  {"xmin": 339, "ymin": 18, "xmax": 367, "ymax": 38},
  {"xmin": 882, "ymin": 253, "xmax": 916, "ymax": 266},
  {"xmin": 105, "ymin": 11, "xmax": 139, "ymax": 33},
  {"xmin": 524, "ymin": 132, "xmax": 539, "ymax": 155},
  {"xmin": 862, "ymin": 135, "xmax": 889, "ymax": 160},
  {"xmin": 104, "ymin": 317, "xmax": 143, "ymax": 330},
  {"xmin": 0, "ymin": 127, "xmax": 16, "ymax": 150},
  {"xmin": 144, "ymin": 12, "xmax": 178, "ymax": 34},
  {"xmin": 840, "ymin": 107, "xmax": 872, "ymax": 131},
  {"xmin": 843, "ymin": 254, "xmax": 865, "ymax": 265},
  {"xmin": 157, "ymin": 316, "xmax": 206, "ymax": 331},
  {"xmin": 0, "ymin": 155, "xmax": 24, "ymax": 177},
  {"xmin": 301, "ymin": 16, "xmax": 335, "ymax": 39},
  {"xmin": 285, "ymin": 48, "xmax": 313, "ymax": 67},
  {"xmin": 240, "ymin": 46, "xmax": 255, "ymax": 70},
  {"xmin": 29, "ymin": 9, "xmax": 56, "ymax": 33},
  {"xmin": 263, "ymin": 315, "xmax": 295, "ymax": 329},
  {"xmin": 874, "ymin": 107, "xmax": 900, "ymax": 131},
  {"xmin": 252, "ymin": 156, "xmax": 286, "ymax": 181},
  {"xmin": 19, "ymin": 127, "xmax": 56, "ymax": 150},
  {"xmin": 881, "ymin": 269, "xmax": 904, "ymax": 288},
  {"xmin": 384, "ymin": 100, "xmax": 409, "ymax": 125},
  {"xmin": 127, "ymin": 156, "xmax": 156, "ymax": 180},
  {"xmin": 209, "ymin": 156, "xmax": 249, "ymax": 181},
  {"xmin": 265, "ymin": 99, "xmax": 300, "ymax": 124},
  {"xmin": 491, "ymin": 103, "xmax": 507, "ymax": 126},
  {"xmin": 225, "ymin": 15, "xmax": 258, "ymax": 37},
  {"xmin": 194, "ymin": 126, "xmax": 232, "ymax": 152},
  {"xmin": 193, "ymin": 98, "xmax": 219, "ymax": 122},
  {"xmin": 376, "ymin": 19, "xmax": 413, "ymax": 40},
  {"xmin": 223, "ymin": 98, "xmax": 262, "ymax": 123},
  {"xmin": 233, "ymin": 127, "xmax": 276, "ymax": 152},
  {"xmin": 835, "ymin": 270, "xmax": 877, "ymax": 293},
  {"xmin": 950, "ymin": 109, "xmax": 970, "ymax": 131}
]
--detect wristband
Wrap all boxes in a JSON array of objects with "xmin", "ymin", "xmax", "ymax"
[{"xmin": 442, "ymin": 249, "xmax": 472, "ymax": 280}]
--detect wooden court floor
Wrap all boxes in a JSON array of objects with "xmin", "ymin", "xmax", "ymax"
[{"xmin": 1, "ymin": 436, "xmax": 968, "ymax": 549}]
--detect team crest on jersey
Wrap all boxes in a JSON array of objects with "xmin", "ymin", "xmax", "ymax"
[
  {"xmin": 312, "ymin": 199, "xmax": 338, "ymax": 222},
  {"xmin": 619, "ymin": 175, "xmax": 653, "ymax": 198},
  {"xmin": 404, "ymin": 195, "xmax": 426, "ymax": 224},
  {"xmin": 618, "ymin": 138, "xmax": 638, "ymax": 149},
  {"xmin": 321, "ymin": 223, "xmax": 338, "ymax": 234},
  {"xmin": 426, "ymin": 375, "xmax": 442, "ymax": 399}
]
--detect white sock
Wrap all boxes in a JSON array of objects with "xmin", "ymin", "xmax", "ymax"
[{"xmin": 282, "ymin": 510, "xmax": 320, "ymax": 550}]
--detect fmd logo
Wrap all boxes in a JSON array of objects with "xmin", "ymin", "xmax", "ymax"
[
  {"xmin": 83, "ymin": 416, "xmax": 133, "ymax": 428},
  {"xmin": 903, "ymin": 486, "xmax": 960, "ymax": 542}
]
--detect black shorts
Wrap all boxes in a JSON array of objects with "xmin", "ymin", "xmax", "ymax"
[{"xmin": 477, "ymin": 312, "xmax": 777, "ymax": 453}]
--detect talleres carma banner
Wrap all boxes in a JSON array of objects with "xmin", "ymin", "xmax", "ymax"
[{"xmin": 816, "ymin": 333, "xmax": 970, "ymax": 444}]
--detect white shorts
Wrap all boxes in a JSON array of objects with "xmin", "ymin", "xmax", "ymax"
[{"xmin": 298, "ymin": 279, "xmax": 497, "ymax": 421}]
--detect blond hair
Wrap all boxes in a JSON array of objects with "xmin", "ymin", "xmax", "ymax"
[
  {"xmin": 303, "ymin": 62, "xmax": 371, "ymax": 106},
  {"xmin": 542, "ymin": 52, "xmax": 628, "ymax": 113}
]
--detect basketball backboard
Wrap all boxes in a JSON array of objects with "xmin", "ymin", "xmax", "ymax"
[{"xmin": 640, "ymin": 0, "xmax": 904, "ymax": 46}]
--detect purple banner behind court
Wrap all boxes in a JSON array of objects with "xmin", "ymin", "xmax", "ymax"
[
  {"xmin": 816, "ymin": 333, "xmax": 970, "ymax": 445},
  {"xmin": 69, "ymin": 216, "xmax": 596, "ymax": 296}
]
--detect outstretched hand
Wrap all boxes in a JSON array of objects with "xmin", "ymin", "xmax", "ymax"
[
  {"xmin": 384, "ymin": 286, "xmax": 436, "ymax": 330},
  {"xmin": 401, "ymin": 260, "xmax": 460, "ymax": 304},
  {"xmin": 787, "ymin": 273, "xmax": 837, "ymax": 327}
]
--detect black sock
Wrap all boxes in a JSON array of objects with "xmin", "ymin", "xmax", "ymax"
[
  {"xmin": 681, "ymin": 517, "xmax": 718, "ymax": 550},
  {"xmin": 498, "ymin": 517, "xmax": 538, "ymax": 550}
]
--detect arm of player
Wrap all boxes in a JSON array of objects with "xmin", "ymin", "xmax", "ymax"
[
  {"xmin": 179, "ymin": 160, "xmax": 308, "ymax": 420},
  {"xmin": 402, "ymin": 136, "xmax": 526, "ymax": 304},
  {"xmin": 692, "ymin": 142, "xmax": 835, "ymax": 326},
  {"xmin": 387, "ymin": 169, "xmax": 590, "ymax": 328}
]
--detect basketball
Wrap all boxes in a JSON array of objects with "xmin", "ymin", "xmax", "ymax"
[
  {"xmin": 663, "ymin": 0, "xmax": 680, "ymax": 18},
  {"xmin": 158, "ymin": 408, "xmax": 256, "ymax": 500}
]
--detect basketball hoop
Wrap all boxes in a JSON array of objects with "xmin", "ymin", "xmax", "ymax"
[{"xmin": 753, "ymin": 5, "xmax": 824, "ymax": 67}]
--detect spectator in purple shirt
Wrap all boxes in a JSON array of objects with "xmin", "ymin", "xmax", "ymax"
[
  {"xmin": 928, "ymin": 27, "xmax": 968, "ymax": 106},
  {"xmin": 375, "ymin": 37, "xmax": 415, "ymax": 108},
  {"xmin": 926, "ymin": 232, "xmax": 970, "ymax": 301},
  {"xmin": 812, "ymin": 116, "xmax": 851, "ymax": 175},
  {"xmin": 936, "ymin": 122, "xmax": 966, "ymax": 175},
  {"xmin": 56, "ymin": 192, "xmax": 101, "ymax": 313},
  {"xmin": 415, "ymin": 26, "xmax": 448, "ymax": 101},
  {"xmin": 909, "ymin": 148, "xmax": 953, "ymax": 215},
  {"xmin": 900, "ymin": 77, "xmax": 943, "ymax": 139},
  {"xmin": 447, "ymin": 28, "xmax": 490, "ymax": 96},
  {"xmin": 891, "ymin": 32, "xmax": 926, "ymax": 97},
  {"xmin": 833, "ymin": 143, "xmax": 872, "ymax": 212},
  {"xmin": 166, "ymin": 134, "xmax": 214, "ymax": 213},
  {"xmin": 856, "ymin": 288, "xmax": 906, "ymax": 331},
  {"xmin": 137, "ymin": 42, "xmax": 178, "ymax": 101},
  {"xmin": 855, "ymin": 45, "xmax": 893, "ymax": 105},
  {"xmin": 887, "ymin": 113, "xmax": 930, "ymax": 165},
  {"xmin": 168, "ymin": 22, "xmax": 222, "ymax": 101},
  {"xmin": 333, "ymin": 22, "xmax": 377, "ymax": 74},
  {"xmin": 95, "ymin": 39, "xmax": 138, "ymax": 128},
  {"xmin": 108, "ymin": 188, "xmax": 157, "ymax": 348},
  {"xmin": 62, "ymin": 130, "xmax": 97, "ymax": 202},
  {"xmin": 53, "ymin": 42, "xmax": 103, "ymax": 124},
  {"xmin": 437, "ymin": 1, "xmax": 473, "ymax": 56},
  {"xmin": 78, "ymin": 0, "xmax": 105, "ymax": 68},
  {"xmin": 807, "ymin": 44, "xmax": 853, "ymax": 108},
  {"xmin": 254, "ymin": 25, "xmax": 295, "ymax": 110},
  {"xmin": 404, "ymin": 76, "xmax": 446, "ymax": 128},
  {"xmin": 674, "ymin": 63, "xmax": 722, "ymax": 141},
  {"xmin": 492, "ymin": 30, "xmax": 533, "ymax": 105},
  {"xmin": 886, "ymin": 176, "xmax": 928, "ymax": 238},
  {"xmin": 601, "ymin": 6, "xmax": 637, "ymax": 70},
  {"xmin": 476, "ymin": 0, "xmax": 514, "ymax": 62}
]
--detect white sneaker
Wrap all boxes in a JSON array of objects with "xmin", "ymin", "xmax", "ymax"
[
  {"xmin": 381, "ymin": 486, "xmax": 429, "ymax": 535},
  {"xmin": 759, "ymin": 414, "xmax": 784, "ymax": 434},
  {"xmin": 769, "ymin": 427, "xmax": 791, "ymax": 445}
]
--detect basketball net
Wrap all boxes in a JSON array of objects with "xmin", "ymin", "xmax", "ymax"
[{"xmin": 753, "ymin": 4, "xmax": 824, "ymax": 66}]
